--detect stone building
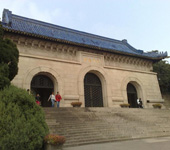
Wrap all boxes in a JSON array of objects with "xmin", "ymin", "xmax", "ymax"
[{"xmin": 1, "ymin": 9, "xmax": 167, "ymax": 108}]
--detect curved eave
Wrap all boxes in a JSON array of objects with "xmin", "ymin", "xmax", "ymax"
[{"xmin": 3, "ymin": 27, "xmax": 166, "ymax": 61}]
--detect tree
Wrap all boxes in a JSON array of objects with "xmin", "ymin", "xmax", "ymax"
[
  {"xmin": 0, "ymin": 24, "xmax": 19, "ymax": 89},
  {"xmin": 0, "ymin": 63, "xmax": 10, "ymax": 89},
  {"xmin": 0, "ymin": 25, "xmax": 48, "ymax": 150},
  {"xmin": 0, "ymin": 86, "xmax": 49, "ymax": 150},
  {"xmin": 153, "ymin": 60, "xmax": 170, "ymax": 93}
]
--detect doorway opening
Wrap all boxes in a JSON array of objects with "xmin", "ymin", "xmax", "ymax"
[
  {"xmin": 127, "ymin": 83, "xmax": 138, "ymax": 108},
  {"xmin": 84, "ymin": 73, "xmax": 103, "ymax": 107},
  {"xmin": 31, "ymin": 75, "xmax": 54, "ymax": 107}
]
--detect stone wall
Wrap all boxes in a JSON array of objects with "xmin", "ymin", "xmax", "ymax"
[{"xmin": 5, "ymin": 33, "xmax": 163, "ymax": 108}]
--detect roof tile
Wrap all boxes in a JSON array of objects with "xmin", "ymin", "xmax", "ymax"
[{"xmin": 1, "ymin": 9, "xmax": 167, "ymax": 60}]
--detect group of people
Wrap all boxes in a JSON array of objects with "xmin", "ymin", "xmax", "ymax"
[
  {"xmin": 35, "ymin": 91, "xmax": 142, "ymax": 108},
  {"xmin": 35, "ymin": 92, "xmax": 62, "ymax": 107},
  {"xmin": 137, "ymin": 98, "xmax": 143, "ymax": 108},
  {"xmin": 48, "ymin": 92, "xmax": 62, "ymax": 107}
]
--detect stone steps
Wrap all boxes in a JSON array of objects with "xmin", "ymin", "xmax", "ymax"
[
  {"xmin": 44, "ymin": 107, "xmax": 170, "ymax": 147},
  {"xmin": 65, "ymin": 136, "xmax": 131, "ymax": 147}
]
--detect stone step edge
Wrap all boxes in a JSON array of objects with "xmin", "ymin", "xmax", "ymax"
[{"xmin": 63, "ymin": 135, "xmax": 170, "ymax": 147}]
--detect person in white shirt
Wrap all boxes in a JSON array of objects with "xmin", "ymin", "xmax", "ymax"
[
  {"xmin": 137, "ymin": 98, "xmax": 140, "ymax": 108},
  {"xmin": 48, "ymin": 92, "xmax": 56, "ymax": 107},
  {"xmin": 137, "ymin": 98, "xmax": 143, "ymax": 108}
]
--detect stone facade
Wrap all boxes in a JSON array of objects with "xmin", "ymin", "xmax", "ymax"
[{"xmin": 4, "ymin": 33, "xmax": 163, "ymax": 108}]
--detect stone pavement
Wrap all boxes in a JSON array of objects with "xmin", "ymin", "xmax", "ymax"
[{"xmin": 63, "ymin": 136, "xmax": 170, "ymax": 150}]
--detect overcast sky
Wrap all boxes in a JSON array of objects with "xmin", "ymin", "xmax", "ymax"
[{"xmin": 0, "ymin": 0, "xmax": 170, "ymax": 62}]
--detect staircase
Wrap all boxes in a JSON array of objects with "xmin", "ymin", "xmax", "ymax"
[{"xmin": 44, "ymin": 107, "xmax": 170, "ymax": 147}]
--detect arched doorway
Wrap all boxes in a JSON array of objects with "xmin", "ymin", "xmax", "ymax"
[
  {"xmin": 127, "ymin": 83, "xmax": 138, "ymax": 108},
  {"xmin": 84, "ymin": 73, "xmax": 103, "ymax": 107},
  {"xmin": 31, "ymin": 75, "xmax": 54, "ymax": 107}
]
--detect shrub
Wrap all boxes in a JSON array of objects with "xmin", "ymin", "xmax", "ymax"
[
  {"xmin": 0, "ymin": 85, "xmax": 49, "ymax": 150},
  {"xmin": 44, "ymin": 134, "xmax": 66, "ymax": 145},
  {"xmin": 120, "ymin": 103, "xmax": 130, "ymax": 108},
  {"xmin": 152, "ymin": 103, "xmax": 162, "ymax": 109},
  {"xmin": 71, "ymin": 102, "xmax": 82, "ymax": 107}
]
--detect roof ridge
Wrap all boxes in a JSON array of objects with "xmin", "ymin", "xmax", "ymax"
[
  {"xmin": 12, "ymin": 14, "xmax": 122, "ymax": 44},
  {"xmin": 2, "ymin": 8, "xmax": 167, "ymax": 60}
]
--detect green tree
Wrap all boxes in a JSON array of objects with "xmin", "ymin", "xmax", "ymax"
[
  {"xmin": 0, "ymin": 86, "xmax": 49, "ymax": 150},
  {"xmin": 0, "ymin": 24, "xmax": 19, "ymax": 89},
  {"xmin": 0, "ymin": 63, "xmax": 10, "ymax": 89},
  {"xmin": 153, "ymin": 60, "xmax": 170, "ymax": 93},
  {"xmin": 0, "ymin": 25, "xmax": 48, "ymax": 150}
]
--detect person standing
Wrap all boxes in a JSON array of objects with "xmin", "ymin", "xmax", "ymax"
[
  {"xmin": 48, "ymin": 92, "xmax": 55, "ymax": 107},
  {"xmin": 139, "ymin": 98, "xmax": 143, "ymax": 108},
  {"xmin": 55, "ymin": 92, "xmax": 62, "ymax": 108},
  {"xmin": 35, "ymin": 94, "xmax": 41, "ymax": 105},
  {"xmin": 137, "ymin": 98, "xmax": 140, "ymax": 108}
]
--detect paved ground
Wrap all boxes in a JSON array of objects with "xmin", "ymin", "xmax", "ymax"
[{"xmin": 63, "ymin": 136, "xmax": 170, "ymax": 150}]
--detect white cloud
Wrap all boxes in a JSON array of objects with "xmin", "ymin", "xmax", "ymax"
[
  {"xmin": 89, "ymin": 22, "xmax": 127, "ymax": 41},
  {"xmin": 27, "ymin": 2, "xmax": 52, "ymax": 23}
]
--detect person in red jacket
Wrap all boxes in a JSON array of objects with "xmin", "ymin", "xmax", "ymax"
[{"xmin": 55, "ymin": 92, "xmax": 62, "ymax": 108}]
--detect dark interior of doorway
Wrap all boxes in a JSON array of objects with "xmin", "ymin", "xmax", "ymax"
[
  {"xmin": 32, "ymin": 88, "xmax": 53, "ymax": 107},
  {"xmin": 84, "ymin": 73, "xmax": 103, "ymax": 107},
  {"xmin": 127, "ymin": 83, "xmax": 138, "ymax": 108},
  {"xmin": 127, "ymin": 93, "xmax": 138, "ymax": 108}
]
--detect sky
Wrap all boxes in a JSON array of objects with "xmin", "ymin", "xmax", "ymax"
[{"xmin": 0, "ymin": 0, "xmax": 170, "ymax": 62}]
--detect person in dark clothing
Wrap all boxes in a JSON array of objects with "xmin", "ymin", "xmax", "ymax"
[{"xmin": 139, "ymin": 98, "xmax": 143, "ymax": 108}]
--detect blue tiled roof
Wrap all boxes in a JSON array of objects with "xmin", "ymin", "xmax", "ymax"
[{"xmin": 1, "ymin": 9, "xmax": 167, "ymax": 60}]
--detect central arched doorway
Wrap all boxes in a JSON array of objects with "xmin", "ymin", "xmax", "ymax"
[
  {"xmin": 31, "ymin": 75, "xmax": 54, "ymax": 107},
  {"xmin": 84, "ymin": 73, "xmax": 103, "ymax": 107},
  {"xmin": 127, "ymin": 83, "xmax": 138, "ymax": 108}
]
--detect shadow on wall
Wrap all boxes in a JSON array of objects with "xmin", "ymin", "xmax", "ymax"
[{"xmin": 162, "ymin": 94, "xmax": 170, "ymax": 108}]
